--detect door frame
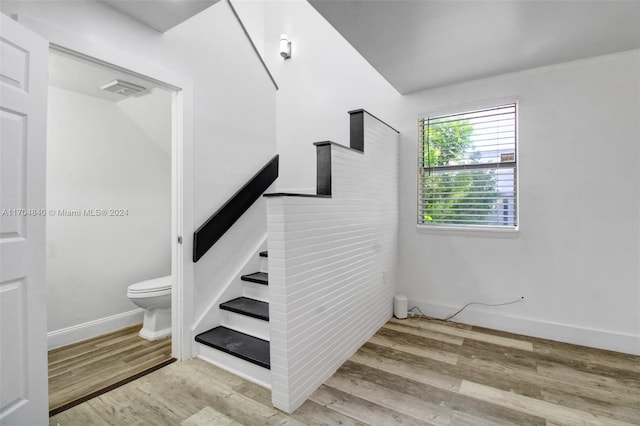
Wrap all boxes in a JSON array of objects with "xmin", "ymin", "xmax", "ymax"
[{"xmin": 17, "ymin": 15, "xmax": 195, "ymax": 360}]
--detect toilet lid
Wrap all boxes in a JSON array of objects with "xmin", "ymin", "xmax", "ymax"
[{"xmin": 128, "ymin": 275, "xmax": 171, "ymax": 294}]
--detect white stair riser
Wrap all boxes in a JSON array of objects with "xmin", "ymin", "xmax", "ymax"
[
  {"xmin": 242, "ymin": 282, "xmax": 269, "ymax": 302},
  {"xmin": 196, "ymin": 344, "xmax": 271, "ymax": 389},
  {"xmin": 260, "ymin": 257, "xmax": 268, "ymax": 273},
  {"xmin": 221, "ymin": 310, "xmax": 270, "ymax": 341}
]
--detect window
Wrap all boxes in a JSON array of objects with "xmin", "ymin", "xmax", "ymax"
[{"xmin": 418, "ymin": 103, "xmax": 517, "ymax": 228}]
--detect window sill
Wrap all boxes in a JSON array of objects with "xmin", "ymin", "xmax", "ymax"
[{"xmin": 416, "ymin": 224, "xmax": 520, "ymax": 238}]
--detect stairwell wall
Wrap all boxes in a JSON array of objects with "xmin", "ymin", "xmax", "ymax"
[
  {"xmin": 266, "ymin": 112, "xmax": 399, "ymax": 413},
  {"xmin": 261, "ymin": 0, "xmax": 402, "ymax": 193}
]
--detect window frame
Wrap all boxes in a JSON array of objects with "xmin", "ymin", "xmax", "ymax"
[{"xmin": 417, "ymin": 98, "xmax": 520, "ymax": 234}]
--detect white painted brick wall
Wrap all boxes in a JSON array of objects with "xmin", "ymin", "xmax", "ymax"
[{"xmin": 266, "ymin": 113, "xmax": 398, "ymax": 413}]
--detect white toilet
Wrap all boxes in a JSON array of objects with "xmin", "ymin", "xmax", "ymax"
[{"xmin": 127, "ymin": 275, "xmax": 172, "ymax": 340}]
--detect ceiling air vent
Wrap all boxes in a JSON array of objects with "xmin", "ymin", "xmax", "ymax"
[{"xmin": 100, "ymin": 79, "xmax": 147, "ymax": 97}]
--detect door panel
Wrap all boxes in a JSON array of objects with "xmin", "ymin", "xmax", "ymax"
[
  {"xmin": 0, "ymin": 37, "xmax": 29, "ymax": 91},
  {"xmin": 0, "ymin": 109, "xmax": 26, "ymax": 238},
  {"xmin": 0, "ymin": 13, "xmax": 49, "ymax": 425}
]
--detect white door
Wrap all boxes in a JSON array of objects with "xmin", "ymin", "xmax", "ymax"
[{"xmin": 0, "ymin": 13, "xmax": 49, "ymax": 425}]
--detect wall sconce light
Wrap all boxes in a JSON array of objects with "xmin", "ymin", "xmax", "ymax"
[{"xmin": 280, "ymin": 34, "xmax": 292, "ymax": 59}]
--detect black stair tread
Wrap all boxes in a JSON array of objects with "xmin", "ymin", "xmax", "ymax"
[
  {"xmin": 220, "ymin": 297, "xmax": 269, "ymax": 321},
  {"xmin": 259, "ymin": 251, "xmax": 268, "ymax": 258},
  {"xmin": 195, "ymin": 326, "xmax": 270, "ymax": 369},
  {"xmin": 241, "ymin": 272, "xmax": 268, "ymax": 285}
]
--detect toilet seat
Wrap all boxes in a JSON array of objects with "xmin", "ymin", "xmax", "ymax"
[{"xmin": 127, "ymin": 275, "xmax": 171, "ymax": 296}]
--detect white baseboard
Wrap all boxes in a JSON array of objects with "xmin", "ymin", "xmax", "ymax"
[
  {"xmin": 47, "ymin": 308, "xmax": 145, "ymax": 350},
  {"xmin": 408, "ymin": 299, "xmax": 640, "ymax": 356}
]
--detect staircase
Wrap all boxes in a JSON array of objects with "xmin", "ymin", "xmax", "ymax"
[
  {"xmin": 194, "ymin": 251, "xmax": 271, "ymax": 387},
  {"xmin": 191, "ymin": 109, "xmax": 398, "ymax": 411}
]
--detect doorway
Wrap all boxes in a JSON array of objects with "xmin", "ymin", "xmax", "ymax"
[{"xmin": 44, "ymin": 47, "xmax": 182, "ymax": 414}]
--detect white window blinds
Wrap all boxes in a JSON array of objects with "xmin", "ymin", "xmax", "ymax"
[{"xmin": 418, "ymin": 103, "xmax": 517, "ymax": 228}]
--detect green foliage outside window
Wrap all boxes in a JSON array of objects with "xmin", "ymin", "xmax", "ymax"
[{"xmin": 421, "ymin": 119, "xmax": 500, "ymax": 225}]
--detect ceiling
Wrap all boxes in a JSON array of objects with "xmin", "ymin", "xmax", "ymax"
[
  {"xmin": 48, "ymin": 50, "xmax": 172, "ymax": 155},
  {"xmin": 309, "ymin": 0, "xmax": 640, "ymax": 94},
  {"xmin": 101, "ymin": 0, "xmax": 219, "ymax": 32}
]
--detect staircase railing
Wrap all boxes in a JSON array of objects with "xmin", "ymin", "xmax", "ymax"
[{"xmin": 193, "ymin": 155, "xmax": 279, "ymax": 262}]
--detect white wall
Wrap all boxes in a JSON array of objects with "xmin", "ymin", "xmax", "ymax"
[
  {"xmin": 266, "ymin": 112, "xmax": 399, "ymax": 413},
  {"xmin": 118, "ymin": 89, "xmax": 172, "ymax": 156},
  {"xmin": 230, "ymin": 0, "xmax": 265, "ymax": 57},
  {"xmin": 1, "ymin": 0, "xmax": 277, "ymax": 355},
  {"xmin": 398, "ymin": 50, "xmax": 640, "ymax": 355},
  {"xmin": 46, "ymin": 86, "xmax": 170, "ymax": 343},
  {"xmin": 262, "ymin": 0, "xmax": 401, "ymax": 192}
]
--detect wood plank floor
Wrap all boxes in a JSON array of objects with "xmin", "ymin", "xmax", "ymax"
[
  {"xmin": 49, "ymin": 317, "xmax": 640, "ymax": 425},
  {"xmin": 48, "ymin": 323, "xmax": 175, "ymax": 416}
]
